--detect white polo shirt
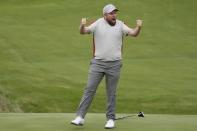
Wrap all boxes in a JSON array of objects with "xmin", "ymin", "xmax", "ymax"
[{"xmin": 86, "ymin": 18, "xmax": 133, "ymax": 61}]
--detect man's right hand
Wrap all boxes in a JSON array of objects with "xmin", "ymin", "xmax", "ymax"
[
  {"xmin": 81, "ymin": 18, "xmax": 87, "ymax": 25},
  {"xmin": 80, "ymin": 18, "xmax": 90, "ymax": 34}
]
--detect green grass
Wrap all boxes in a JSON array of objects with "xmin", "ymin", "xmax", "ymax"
[
  {"xmin": 0, "ymin": 113, "xmax": 197, "ymax": 131},
  {"xmin": 0, "ymin": 0, "xmax": 197, "ymax": 114}
]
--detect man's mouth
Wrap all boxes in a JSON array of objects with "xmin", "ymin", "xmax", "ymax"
[
  {"xmin": 106, "ymin": 18, "xmax": 116, "ymax": 26},
  {"xmin": 112, "ymin": 18, "xmax": 116, "ymax": 21}
]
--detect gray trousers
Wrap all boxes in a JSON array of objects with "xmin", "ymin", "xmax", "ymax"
[{"xmin": 76, "ymin": 58, "xmax": 122, "ymax": 120}]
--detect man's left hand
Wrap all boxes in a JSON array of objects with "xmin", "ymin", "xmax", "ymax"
[{"xmin": 136, "ymin": 19, "xmax": 143, "ymax": 27}]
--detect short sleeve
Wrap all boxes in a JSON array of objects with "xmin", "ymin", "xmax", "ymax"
[
  {"xmin": 86, "ymin": 19, "xmax": 99, "ymax": 34},
  {"xmin": 122, "ymin": 22, "xmax": 134, "ymax": 36}
]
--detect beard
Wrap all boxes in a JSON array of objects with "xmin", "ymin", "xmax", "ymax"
[{"xmin": 106, "ymin": 19, "xmax": 116, "ymax": 26}]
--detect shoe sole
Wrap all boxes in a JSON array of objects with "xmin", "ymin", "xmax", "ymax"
[
  {"xmin": 105, "ymin": 127, "xmax": 115, "ymax": 129},
  {"xmin": 70, "ymin": 122, "xmax": 83, "ymax": 126}
]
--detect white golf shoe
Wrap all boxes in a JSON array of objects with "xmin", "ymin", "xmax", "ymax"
[
  {"xmin": 105, "ymin": 119, "xmax": 115, "ymax": 129},
  {"xmin": 71, "ymin": 116, "xmax": 84, "ymax": 126}
]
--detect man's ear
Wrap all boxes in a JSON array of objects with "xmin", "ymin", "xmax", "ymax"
[{"xmin": 103, "ymin": 14, "xmax": 107, "ymax": 19}]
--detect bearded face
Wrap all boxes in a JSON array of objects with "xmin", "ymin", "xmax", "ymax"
[{"xmin": 104, "ymin": 10, "xmax": 117, "ymax": 26}]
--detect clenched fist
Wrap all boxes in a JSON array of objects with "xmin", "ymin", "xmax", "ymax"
[
  {"xmin": 136, "ymin": 19, "xmax": 143, "ymax": 27},
  {"xmin": 81, "ymin": 18, "xmax": 87, "ymax": 25}
]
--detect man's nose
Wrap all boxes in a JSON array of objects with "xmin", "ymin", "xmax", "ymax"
[
  {"xmin": 112, "ymin": 13, "xmax": 117, "ymax": 17},
  {"xmin": 112, "ymin": 14, "xmax": 117, "ymax": 19}
]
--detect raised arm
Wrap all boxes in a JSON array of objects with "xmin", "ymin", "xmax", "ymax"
[
  {"xmin": 127, "ymin": 19, "xmax": 143, "ymax": 37},
  {"xmin": 79, "ymin": 18, "xmax": 91, "ymax": 34}
]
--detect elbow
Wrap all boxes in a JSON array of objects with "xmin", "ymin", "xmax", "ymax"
[
  {"xmin": 128, "ymin": 31, "xmax": 139, "ymax": 37},
  {"xmin": 133, "ymin": 34, "xmax": 137, "ymax": 37},
  {"xmin": 80, "ymin": 31, "xmax": 85, "ymax": 34},
  {"xmin": 132, "ymin": 31, "xmax": 141, "ymax": 37},
  {"xmin": 132, "ymin": 33, "xmax": 138, "ymax": 37}
]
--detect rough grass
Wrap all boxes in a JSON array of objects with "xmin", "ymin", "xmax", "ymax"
[{"xmin": 0, "ymin": 0, "xmax": 197, "ymax": 113}]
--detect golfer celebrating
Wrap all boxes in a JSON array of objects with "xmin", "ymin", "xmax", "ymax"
[{"xmin": 71, "ymin": 4, "xmax": 142, "ymax": 129}]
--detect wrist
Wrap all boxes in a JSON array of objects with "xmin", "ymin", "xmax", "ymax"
[
  {"xmin": 136, "ymin": 25, "xmax": 142, "ymax": 28},
  {"xmin": 80, "ymin": 24, "xmax": 85, "ymax": 28}
]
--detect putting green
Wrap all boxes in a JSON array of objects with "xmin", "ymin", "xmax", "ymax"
[{"xmin": 0, "ymin": 113, "xmax": 197, "ymax": 131}]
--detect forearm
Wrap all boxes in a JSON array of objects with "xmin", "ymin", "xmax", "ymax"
[
  {"xmin": 127, "ymin": 19, "xmax": 142, "ymax": 37},
  {"xmin": 79, "ymin": 18, "xmax": 90, "ymax": 34},
  {"xmin": 79, "ymin": 24, "xmax": 86, "ymax": 34},
  {"xmin": 130, "ymin": 26, "xmax": 141, "ymax": 37}
]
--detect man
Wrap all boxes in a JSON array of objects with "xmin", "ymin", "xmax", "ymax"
[{"xmin": 71, "ymin": 4, "xmax": 142, "ymax": 129}]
